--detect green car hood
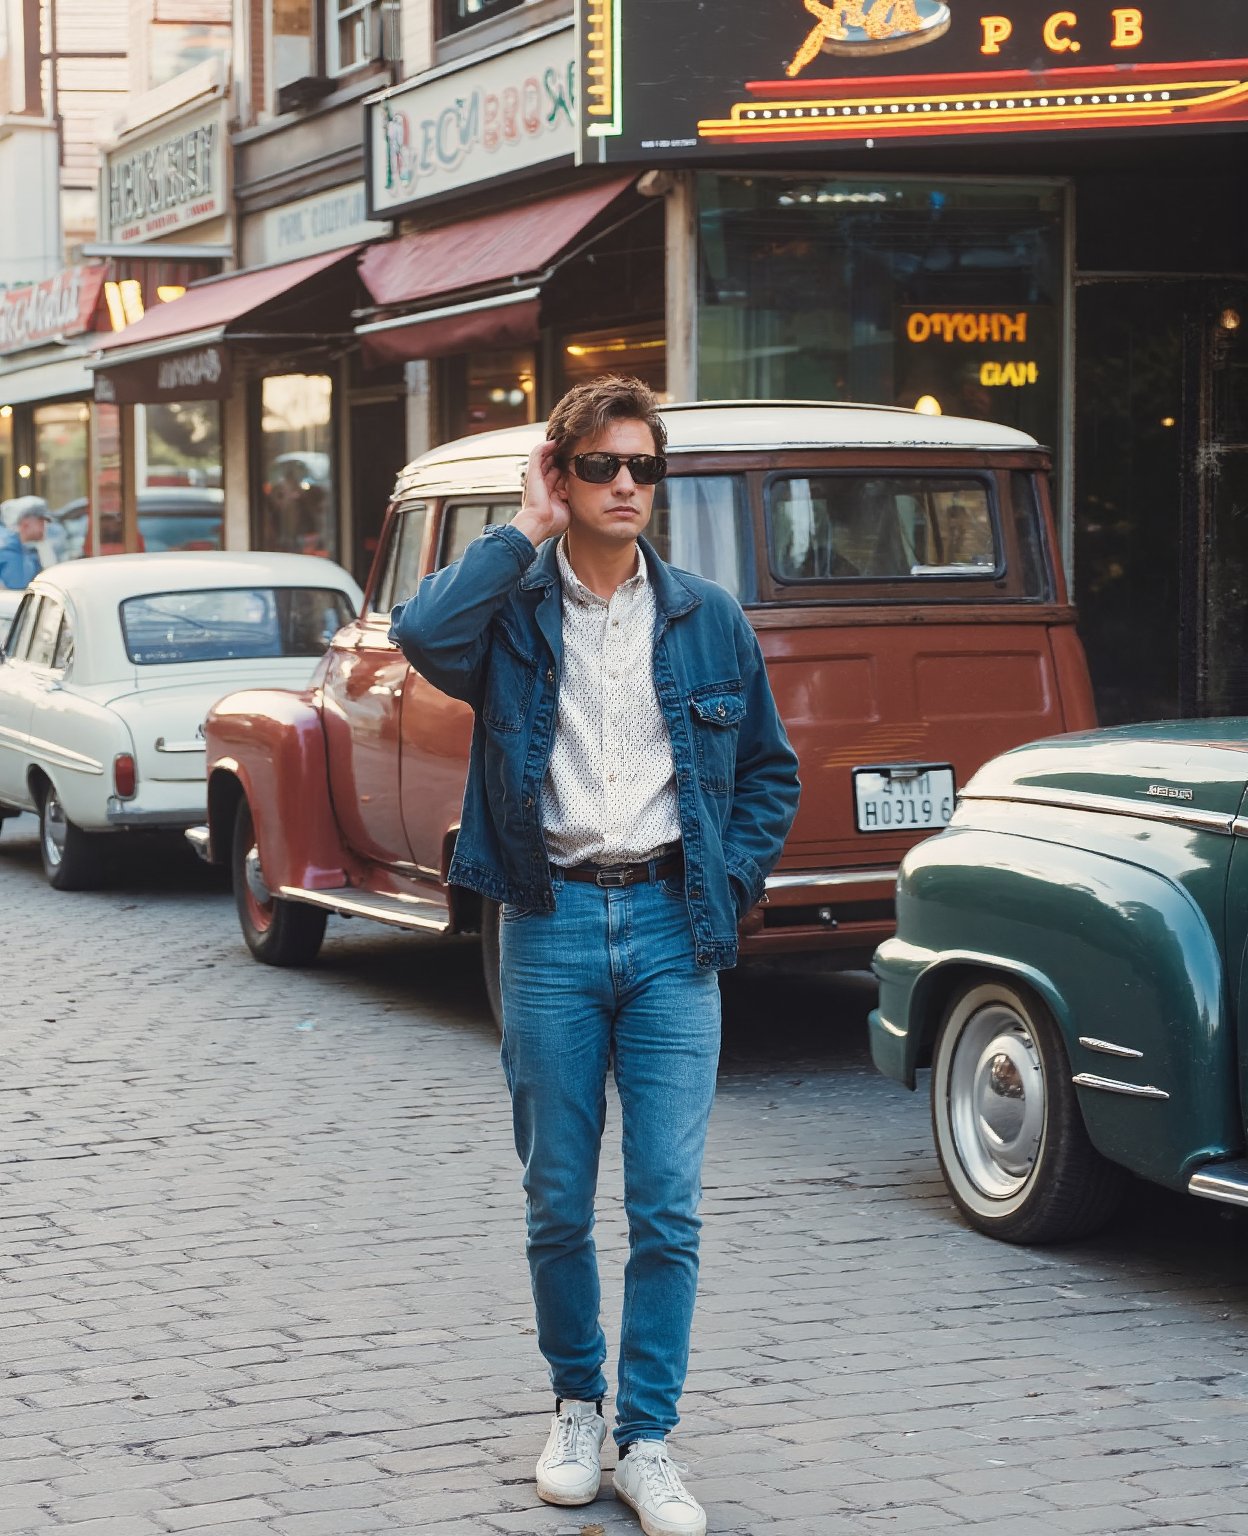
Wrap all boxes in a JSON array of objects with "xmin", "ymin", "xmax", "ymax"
[{"xmin": 961, "ymin": 718, "xmax": 1248, "ymax": 825}]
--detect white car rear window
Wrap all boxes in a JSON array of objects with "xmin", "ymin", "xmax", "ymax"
[{"xmin": 120, "ymin": 586, "xmax": 355, "ymax": 665}]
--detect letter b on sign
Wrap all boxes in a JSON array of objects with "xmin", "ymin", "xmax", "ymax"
[{"xmin": 1111, "ymin": 7, "xmax": 1143, "ymax": 46}]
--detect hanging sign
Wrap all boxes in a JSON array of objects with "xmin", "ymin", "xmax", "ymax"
[
  {"xmin": 579, "ymin": 0, "xmax": 1248, "ymax": 163},
  {"xmin": 0, "ymin": 266, "xmax": 107, "ymax": 354},
  {"xmin": 104, "ymin": 101, "xmax": 229, "ymax": 243},
  {"xmin": 366, "ymin": 24, "xmax": 577, "ymax": 217}
]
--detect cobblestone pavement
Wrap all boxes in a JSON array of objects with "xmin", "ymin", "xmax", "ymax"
[{"xmin": 3, "ymin": 813, "xmax": 1248, "ymax": 1536}]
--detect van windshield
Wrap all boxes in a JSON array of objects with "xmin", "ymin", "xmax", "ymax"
[
  {"xmin": 648, "ymin": 474, "xmax": 751, "ymax": 599},
  {"xmin": 768, "ymin": 475, "xmax": 1000, "ymax": 583}
]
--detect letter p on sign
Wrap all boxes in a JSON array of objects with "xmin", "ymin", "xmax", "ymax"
[{"xmin": 980, "ymin": 15, "xmax": 1013, "ymax": 54}]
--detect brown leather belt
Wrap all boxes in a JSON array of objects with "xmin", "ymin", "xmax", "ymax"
[{"xmin": 554, "ymin": 847, "xmax": 683, "ymax": 889}]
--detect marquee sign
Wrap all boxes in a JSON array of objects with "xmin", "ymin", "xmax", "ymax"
[{"xmin": 578, "ymin": 0, "xmax": 1248, "ymax": 162}]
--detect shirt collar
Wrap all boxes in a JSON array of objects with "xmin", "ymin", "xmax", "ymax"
[{"xmin": 556, "ymin": 535, "xmax": 648, "ymax": 607}]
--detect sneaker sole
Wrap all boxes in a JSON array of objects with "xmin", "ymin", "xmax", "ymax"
[
  {"xmin": 614, "ymin": 1478, "xmax": 707, "ymax": 1536},
  {"xmin": 537, "ymin": 1480, "xmax": 601, "ymax": 1507}
]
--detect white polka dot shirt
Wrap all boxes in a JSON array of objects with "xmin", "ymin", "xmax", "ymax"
[{"xmin": 541, "ymin": 537, "xmax": 681, "ymax": 867}]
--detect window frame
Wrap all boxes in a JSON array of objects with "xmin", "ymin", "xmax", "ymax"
[
  {"xmin": 436, "ymin": 0, "xmax": 524, "ymax": 41},
  {"xmin": 25, "ymin": 596, "xmax": 65, "ymax": 671},
  {"xmin": 436, "ymin": 498, "xmax": 518, "ymax": 571},
  {"xmin": 326, "ymin": 0, "xmax": 383, "ymax": 75},
  {"xmin": 5, "ymin": 594, "xmax": 44, "ymax": 663},
  {"xmin": 369, "ymin": 502, "xmax": 429, "ymax": 616}
]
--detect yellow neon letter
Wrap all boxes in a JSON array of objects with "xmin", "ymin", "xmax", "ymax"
[
  {"xmin": 1043, "ymin": 11, "xmax": 1080, "ymax": 52},
  {"xmin": 980, "ymin": 15, "xmax": 1013, "ymax": 54},
  {"xmin": 1111, "ymin": 7, "xmax": 1143, "ymax": 47}
]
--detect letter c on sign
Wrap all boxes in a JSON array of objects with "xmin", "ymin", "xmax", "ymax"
[
  {"xmin": 1043, "ymin": 10, "xmax": 1080, "ymax": 52},
  {"xmin": 980, "ymin": 16, "xmax": 1013, "ymax": 55}
]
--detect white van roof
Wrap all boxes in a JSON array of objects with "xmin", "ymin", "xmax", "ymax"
[{"xmin": 394, "ymin": 401, "xmax": 1041, "ymax": 499}]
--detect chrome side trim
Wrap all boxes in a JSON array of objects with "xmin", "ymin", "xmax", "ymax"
[
  {"xmin": 1189, "ymin": 1162, "xmax": 1248, "ymax": 1209},
  {"xmin": 1232, "ymin": 817, "xmax": 1248, "ymax": 839},
  {"xmin": 1078, "ymin": 1036, "xmax": 1145, "ymax": 1060},
  {"xmin": 766, "ymin": 868, "xmax": 899, "ymax": 893},
  {"xmin": 155, "ymin": 737, "xmax": 206, "ymax": 754},
  {"xmin": 1072, "ymin": 1072, "xmax": 1169, "ymax": 1101},
  {"xmin": 962, "ymin": 786, "xmax": 1233, "ymax": 837},
  {"xmin": 277, "ymin": 886, "xmax": 449, "ymax": 932},
  {"xmin": 185, "ymin": 825, "xmax": 212, "ymax": 862}
]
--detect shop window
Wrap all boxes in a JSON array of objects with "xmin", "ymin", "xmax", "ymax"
[
  {"xmin": 438, "ymin": 0, "xmax": 522, "ymax": 39},
  {"xmin": 443, "ymin": 350, "xmax": 536, "ymax": 441},
  {"xmin": 256, "ymin": 374, "xmax": 338, "ymax": 561},
  {"xmin": 559, "ymin": 323, "xmax": 667, "ymax": 398},
  {"xmin": 140, "ymin": 403, "xmax": 222, "ymax": 492},
  {"xmin": 32, "ymin": 403, "xmax": 90, "ymax": 519},
  {"xmin": 0, "ymin": 406, "xmax": 12, "ymax": 501},
  {"xmin": 698, "ymin": 176, "xmax": 1063, "ymax": 453}
]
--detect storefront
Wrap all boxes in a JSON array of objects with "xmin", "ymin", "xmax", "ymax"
[
  {"xmin": 576, "ymin": 0, "xmax": 1248, "ymax": 725},
  {"xmin": 362, "ymin": 18, "xmax": 665, "ymax": 448},
  {"xmin": 92, "ymin": 93, "xmax": 234, "ymax": 556}
]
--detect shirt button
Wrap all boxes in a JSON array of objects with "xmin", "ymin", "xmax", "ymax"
[{"xmin": 717, "ymin": 704, "xmax": 727, "ymax": 717}]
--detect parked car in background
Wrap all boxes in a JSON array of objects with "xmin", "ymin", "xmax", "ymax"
[
  {"xmin": 53, "ymin": 488, "xmax": 225, "ymax": 560},
  {"xmin": 0, "ymin": 552, "xmax": 361, "ymax": 889},
  {"xmin": 870, "ymin": 719, "xmax": 1248, "ymax": 1245},
  {"xmin": 191, "ymin": 401, "xmax": 1095, "ymax": 1022}
]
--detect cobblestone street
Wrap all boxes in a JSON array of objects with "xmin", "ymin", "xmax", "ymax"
[{"xmin": 3, "ymin": 812, "xmax": 1248, "ymax": 1536}]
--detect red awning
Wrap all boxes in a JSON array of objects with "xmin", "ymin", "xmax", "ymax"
[
  {"xmin": 356, "ymin": 176, "xmax": 635, "ymax": 364},
  {"xmin": 92, "ymin": 246, "xmax": 365, "ymax": 403}
]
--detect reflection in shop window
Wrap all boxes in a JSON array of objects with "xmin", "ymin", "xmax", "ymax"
[
  {"xmin": 444, "ymin": 351, "xmax": 536, "ymax": 439},
  {"xmin": 258, "ymin": 375, "xmax": 337, "ymax": 560},
  {"xmin": 438, "ymin": 0, "xmax": 521, "ymax": 38},
  {"xmin": 560, "ymin": 323, "xmax": 667, "ymax": 398}
]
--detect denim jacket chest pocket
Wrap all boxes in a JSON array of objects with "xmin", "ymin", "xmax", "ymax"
[
  {"xmin": 688, "ymin": 681, "xmax": 746, "ymax": 794},
  {"xmin": 482, "ymin": 621, "xmax": 539, "ymax": 733}
]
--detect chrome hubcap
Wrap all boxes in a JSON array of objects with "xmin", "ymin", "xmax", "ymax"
[
  {"xmin": 43, "ymin": 790, "xmax": 67, "ymax": 868},
  {"xmin": 244, "ymin": 844, "xmax": 271, "ymax": 907},
  {"xmin": 948, "ymin": 1002, "xmax": 1045, "ymax": 1198}
]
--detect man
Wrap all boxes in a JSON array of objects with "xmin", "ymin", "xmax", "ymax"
[
  {"xmin": 0, "ymin": 498, "xmax": 51, "ymax": 589},
  {"xmin": 390, "ymin": 376, "xmax": 799, "ymax": 1536}
]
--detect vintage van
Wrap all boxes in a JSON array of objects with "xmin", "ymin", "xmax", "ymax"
[{"xmin": 191, "ymin": 402, "xmax": 1095, "ymax": 1020}]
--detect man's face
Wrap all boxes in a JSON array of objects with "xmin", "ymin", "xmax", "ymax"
[
  {"xmin": 17, "ymin": 514, "xmax": 47, "ymax": 545},
  {"xmin": 559, "ymin": 417, "xmax": 659, "ymax": 547}
]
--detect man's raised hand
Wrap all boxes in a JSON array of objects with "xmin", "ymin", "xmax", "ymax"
[{"xmin": 513, "ymin": 441, "xmax": 571, "ymax": 546}]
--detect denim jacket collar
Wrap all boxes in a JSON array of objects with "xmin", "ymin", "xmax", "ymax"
[{"xmin": 518, "ymin": 534, "xmax": 702, "ymax": 621}]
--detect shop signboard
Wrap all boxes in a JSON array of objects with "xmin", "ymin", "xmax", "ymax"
[
  {"xmin": 367, "ymin": 23, "xmax": 578, "ymax": 217},
  {"xmin": 255, "ymin": 182, "xmax": 389, "ymax": 265},
  {"xmin": 103, "ymin": 101, "xmax": 228, "ymax": 243},
  {"xmin": 93, "ymin": 342, "xmax": 231, "ymax": 405},
  {"xmin": 578, "ymin": 0, "xmax": 1248, "ymax": 162},
  {"xmin": 0, "ymin": 266, "xmax": 107, "ymax": 354}
]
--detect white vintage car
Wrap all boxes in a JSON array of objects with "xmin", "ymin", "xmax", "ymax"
[{"xmin": 0, "ymin": 552, "xmax": 362, "ymax": 889}]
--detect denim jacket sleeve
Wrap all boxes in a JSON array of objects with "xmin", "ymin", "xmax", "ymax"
[
  {"xmin": 722, "ymin": 619, "xmax": 801, "ymax": 913},
  {"xmin": 388, "ymin": 523, "xmax": 537, "ymax": 710}
]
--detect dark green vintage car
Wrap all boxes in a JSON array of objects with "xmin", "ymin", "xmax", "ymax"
[{"xmin": 869, "ymin": 719, "xmax": 1248, "ymax": 1244}]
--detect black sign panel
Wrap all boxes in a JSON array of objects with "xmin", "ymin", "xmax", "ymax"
[{"xmin": 578, "ymin": 0, "xmax": 1248, "ymax": 162}]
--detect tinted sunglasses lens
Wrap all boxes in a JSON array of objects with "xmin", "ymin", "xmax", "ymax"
[
  {"xmin": 575, "ymin": 454, "xmax": 619, "ymax": 483},
  {"xmin": 629, "ymin": 455, "xmax": 666, "ymax": 484}
]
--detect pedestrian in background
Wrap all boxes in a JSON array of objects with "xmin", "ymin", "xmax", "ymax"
[
  {"xmin": 390, "ymin": 376, "xmax": 800, "ymax": 1536},
  {"xmin": 0, "ymin": 497, "xmax": 52, "ymax": 589}
]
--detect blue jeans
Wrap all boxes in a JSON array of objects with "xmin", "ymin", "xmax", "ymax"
[{"xmin": 498, "ymin": 872, "xmax": 722, "ymax": 1447}]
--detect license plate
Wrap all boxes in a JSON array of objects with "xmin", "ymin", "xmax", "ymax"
[{"xmin": 853, "ymin": 763, "xmax": 956, "ymax": 834}]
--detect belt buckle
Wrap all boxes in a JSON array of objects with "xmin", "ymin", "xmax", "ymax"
[{"xmin": 594, "ymin": 865, "xmax": 633, "ymax": 888}]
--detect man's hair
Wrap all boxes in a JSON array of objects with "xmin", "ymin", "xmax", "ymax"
[{"xmin": 546, "ymin": 375, "xmax": 667, "ymax": 463}]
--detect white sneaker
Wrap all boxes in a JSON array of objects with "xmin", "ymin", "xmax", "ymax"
[
  {"xmin": 614, "ymin": 1440, "xmax": 707, "ymax": 1536},
  {"xmin": 535, "ymin": 1399, "xmax": 607, "ymax": 1506}
]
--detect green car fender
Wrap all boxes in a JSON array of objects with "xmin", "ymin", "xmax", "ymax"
[{"xmin": 869, "ymin": 826, "xmax": 1241, "ymax": 1191}]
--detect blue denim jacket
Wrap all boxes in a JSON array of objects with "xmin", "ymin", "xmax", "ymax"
[{"xmin": 390, "ymin": 523, "xmax": 800, "ymax": 969}]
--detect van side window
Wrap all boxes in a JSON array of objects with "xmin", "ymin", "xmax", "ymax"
[
  {"xmin": 440, "ymin": 502, "xmax": 517, "ymax": 569},
  {"xmin": 370, "ymin": 504, "xmax": 428, "ymax": 614},
  {"xmin": 768, "ymin": 475, "xmax": 998, "ymax": 582},
  {"xmin": 648, "ymin": 475, "xmax": 751, "ymax": 601},
  {"xmin": 1010, "ymin": 472, "xmax": 1051, "ymax": 600}
]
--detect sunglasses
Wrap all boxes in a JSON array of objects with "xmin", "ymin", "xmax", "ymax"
[{"xmin": 567, "ymin": 452, "xmax": 667, "ymax": 486}]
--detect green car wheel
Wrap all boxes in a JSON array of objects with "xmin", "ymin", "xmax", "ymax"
[{"xmin": 931, "ymin": 977, "xmax": 1125, "ymax": 1244}]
